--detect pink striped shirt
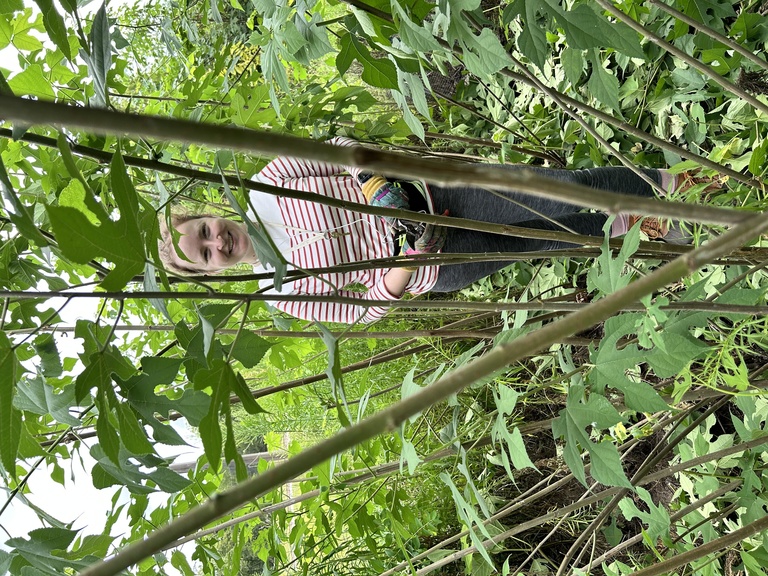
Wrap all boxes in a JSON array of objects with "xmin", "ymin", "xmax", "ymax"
[{"xmin": 254, "ymin": 137, "xmax": 439, "ymax": 324}]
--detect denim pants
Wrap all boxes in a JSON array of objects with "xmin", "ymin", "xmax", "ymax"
[{"xmin": 430, "ymin": 166, "xmax": 662, "ymax": 292}]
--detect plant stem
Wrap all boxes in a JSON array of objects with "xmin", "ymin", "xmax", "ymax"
[
  {"xmin": 0, "ymin": 97, "xmax": 751, "ymax": 226},
  {"xmin": 6, "ymin": 289, "xmax": 768, "ymax": 316},
  {"xmin": 6, "ymin": 324, "xmax": 500, "ymax": 339},
  {"xmin": 77, "ymin": 205, "xmax": 768, "ymax": 576}
]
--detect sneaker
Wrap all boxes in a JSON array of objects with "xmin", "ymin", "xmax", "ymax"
[
  {"xmin": 675, "ymin": 170, "xmax": 727, "ymax": 196},
  {"xmin": 628, "ymin": 216, "xmax": 693, "ymax": 245}
]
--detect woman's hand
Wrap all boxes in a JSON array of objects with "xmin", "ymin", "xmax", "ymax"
[
  {"xmin": 403, "ymin": 211, "xmax": 449, "ymax": 256},
  {"xmin": 384, "ymin": 211, "xmax": 448, "ymax": 298},
  {"xmin": 358, "ymin": 173, "xmax": 411, "ymax": 215}
]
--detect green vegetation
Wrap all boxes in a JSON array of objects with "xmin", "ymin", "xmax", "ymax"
[{"xmin": 2, "ymin": 0, "xmax": 768, "ymax": 575}]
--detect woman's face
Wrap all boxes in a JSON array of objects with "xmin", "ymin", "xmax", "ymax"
[{"xmin": 173, "ymin": 217, "xmax": 256, "ymax": 273}]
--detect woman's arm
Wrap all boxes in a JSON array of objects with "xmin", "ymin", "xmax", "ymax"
[{"xmin": 258, "ymin": 136, "xmax": 364, "ymax": 184}]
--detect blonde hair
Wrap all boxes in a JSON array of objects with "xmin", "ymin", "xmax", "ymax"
[{"xmin": 157, "ymin": 213, "xmax": 216, "ymax": 275}]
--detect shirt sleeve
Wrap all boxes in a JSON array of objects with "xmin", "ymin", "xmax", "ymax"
[
  {"xmin": 258, "ymin": 136, "xmax": 365, "ymax": 185},
  {"xmin": 269, "ymin": 276, "xmax": 399, "ymax": 325}
]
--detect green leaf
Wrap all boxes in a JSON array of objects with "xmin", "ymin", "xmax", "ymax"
[
  {"xmin": 316, "ymin": 322, "xmax": 350, "ymax": 426},
  {"xmin": 32, "ymin": 334, "xmax": 62, "ymax": 378},
  {"xmin": 197, "ymin": 305, "xmax": 215, "ymax": 359},
  {"xmin": 337, "ymin": 34, "xmax": 398, "ymax": 89},
  {"xmin": 57, "ymin": 0, "xmax": 76, "ymax": 14},
  {"xmin": 116, "ymin": 404, "xmax": 155, "ymax": 455},
  {"xmin": 143, "ymin": 262, "xmax": 172, "ymax": 322},
  {"xmin": 749, "ymin": 140, "xmax": 768, "ymax": 178},
  {"xmin": 56, "ymin": 133, "xmax": 93, "ymax": 196},
  {"xmin": 589, "ymin": 440, "xmax": 632, "ymax": 488},
  {"xmin": 0, "ymin": 154, "xmax": 49, "ymax": 247},
  {"xmin": 492, "ymin": 415, "xmax": 535, "ymax": 478},
  {"xmin": 440, "ymin": 472, "xmax": 495, "ymax": 568},
  {"xmin": 226, "ymin": 330, "xmax": 271, "ymax": 369},
  {"xmin": 7, "ymin": 63, "xmax": 55, "ymax": 99},
  {"xmin": 504, "ymin": 0, "xmax": 549, "ymax": 70},
  {"xmin": 644, "ymin": 328, "xmax": 707, "ymax": 378},
  {"xmin": 87, "ymin": 2, "xmax": 111, "ymax": 107},
  {"xmin": 554, "ymin": 4, "xmax": 643, "ymax": 58},
  {"xmin": 6, "ymin": 528, "xmax": 80, "ymax": 573},
  {"xmin": 679, "ymin": 0, "xmax": 735, "ymax": 28},
  {"xmin": 58, "ymin": 180, "xmax": 99, "ymax": 225},
  {"xmin": 224, "ymin": 408, "xmax": 247, "ymax": 481},
  {"xmin": 120, "ymin": 369, "xmax": 209, "ymax": 444},
  {"xmin": 0, "ymin": 333, "xmax": 22, "ymax": 475},
  {"xmin": 46, "ymin": 153, "xmax": 144, "ymax": 291},
  {"xmin": 618, "ymin": 487, "xmax": 670, "ymax": 539},
  {"xmin": 69, "ymin": 535, "xmax": 113, "ymax": 561},
  {"xmin": 0, "ymin": 0, "xmax": 23, "ymax": 14},
  {"xmin": 590, "ymin": 315, "xmax": 669, "ymax": 413},
  {"xmin": 552, "ymin": 384, "xmax": 624, "ymax": 486},
  {"xmin": 399, "ymin": 436, "xmax": 422, "ymax": 475},
  {"xmin": 460, "ymin": 28, "xmax": 511, "ymax": 77},
  {"xmin": 392, "ymin": 2, "xmax": 440, "ymax": 52},
  {"xmin": 0, "ymin": 67, "xmax": 13, "ymax": 94},
  {"xmin": 90, "ymin": 444, "xmax": 190, "ymax": 494},
  {"xmin": 494, "ymin": 384, "xmax": 519, "ymax": 415},
  {"xmin": 74, "ymin": 346, "xmax": 136, "ymax": 402},
  {"xmin": 586, "ymin": 50, "xmax": 621, "ymax": 112},
  {"xmin": 561, "ymin": 47, "xmax": 585, "ymax": 86},
  {"xmin": 194, "ymin": 359, "xmax": 261, "ymax": 470},
  {"xmin": 391, "ymin": 85, "xmax": 424, "ymax": 142},
  {"xmin": 96, "ymin": 394, "xmax": 120, "ymax": 465},
  {"xmin": 32, "ymin": 0, "xmax": 71, "ymax": 60},
  {"xmin": 587, "ymin": 217, "xmax": 639, "ymax": 297},
  {"xmin": 14, "ymin": 377, "xmax": 80, "ymax": 426}
]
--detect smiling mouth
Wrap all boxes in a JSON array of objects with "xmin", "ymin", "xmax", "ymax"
[{"xmin": 228, "ymin": 231, "xmax": 235, "ymax": 255}]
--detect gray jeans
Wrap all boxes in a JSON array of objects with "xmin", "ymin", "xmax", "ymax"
[{"xmin": 430, "ymin": 166, "xmax": 662, "ymax": 292}]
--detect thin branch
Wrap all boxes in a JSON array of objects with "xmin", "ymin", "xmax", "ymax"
[
  {"xmin": 6, "ymin": 289, "xmax": 768, "ymax": 317},
  {"xmin": 0, "ymin": 97, "xmax": 752, "ymax": 226},
  {"xmin": 2, "ymin": 129, "xmax": 758, "ymax": 268},
  {"xmin": 6, "ymin": 325, "xmax": 499, "ymax": 339}
]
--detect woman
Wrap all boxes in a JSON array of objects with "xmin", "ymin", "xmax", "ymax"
[{"xmin": 159, "ymin": 137, "xmax": 715, "ymax": 324}]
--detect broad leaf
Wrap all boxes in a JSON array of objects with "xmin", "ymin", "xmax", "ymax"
[
  {"xmin": 86, "ymin": 2, "xmax": 111, "ymax": 107},
  {"xmin": 589, "ymin": 315, "xmax": 669, "ymax": 413},
  {"xmin": 14, "ymin": 377, "xmax": 80, "ymax": 426},
  {"xmin": 0, "ymin": 333, "xmax": 21, "ymax": 474},
  {"xmin": 587, "ymin": 50, "xmax": 621, "ymax": 113},
  {"xmin": 0, "ymin": 155, "xmax": 48, "ymax": 246},
  {"xmin": 226, "ymin": 330, "xmax": 272, "ymax": 369},
  {"xmin": 32, "ymin": 0, "xmax": 71, "ymax": 60},
  {"xmin": 337, "ymin": 34, "xmax": 398, "ymax": 89},
  {"xmin": 590, "ymin": 440, "xmax": 633, "ymax": 488}
]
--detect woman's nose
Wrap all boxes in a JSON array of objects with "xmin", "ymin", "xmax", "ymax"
[{"xmin": 204, "ymin": 234, "xmax": 225, "ymax": 251}]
